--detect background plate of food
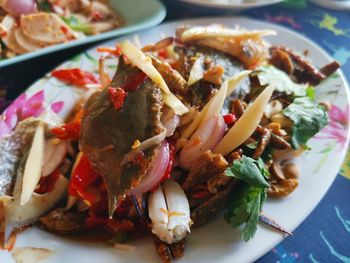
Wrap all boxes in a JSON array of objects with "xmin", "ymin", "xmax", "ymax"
[
  {"xmin": 0, "ymin": 0, "xmax": 166, "ymax": 68},
  {"xmin": 0, "ymin": 17, "xmax": 349, "ymax": 263},
  {"xmin": 177, "ymin": 0, "xmax": 283, "ymax": 10}
]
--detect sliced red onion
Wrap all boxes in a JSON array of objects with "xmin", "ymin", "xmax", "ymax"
[
  {"xmin": 130, "ymin": 141, "xmax": 170, "ymax": 196},
  {"xmin": 4, "ymin": 0, "xmax": 37, "ymax": 17},
  {"xmin": 179, "ymin": 114, "xmax": 226, "ymax": 170},
  {"xmin": 202, "ymin": 114, "xmax": 226, "ymax": 151},
  {"xmin": 42, "ymin": 138, "xmax": 67, "ymax": 177}
]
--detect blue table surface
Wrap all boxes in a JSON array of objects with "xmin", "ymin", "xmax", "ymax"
[{"xmin": 1, "ymin": 0, "xmax": 350, "ymax": 262}]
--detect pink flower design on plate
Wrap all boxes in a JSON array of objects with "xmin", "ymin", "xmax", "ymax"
[
  {"xmin": 0, "ymin": 90, "xmax": 64, "ymax": 140},
  {"xmin": 317, "ymin": 104, "xmax": 350, "ymax": 149}
]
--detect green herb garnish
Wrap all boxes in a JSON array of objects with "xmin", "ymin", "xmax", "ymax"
[
  {"xmin": 283, "ymin": 97, "xmax": 328, "ymax": 149},
  {"xmin": 225, "ymin": 156, "xmax": 269, "ymax": 188},
  {"xmin": 224, "ymin": 156, "xmax": 269, "ymax": 241},
  {"xmin": 61, "ymin": 16, "xmax": 95, "ymax": 34},
  {"xmin": 256, "ymin": 65, "xmax": 306, "ymax": 97},
  {"xmin": 225, "ymin": 184, "xmax": 267, "ymax": 241}
]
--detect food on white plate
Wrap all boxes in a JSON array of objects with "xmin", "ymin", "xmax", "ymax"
[
  {"xmin": 0, "ymin": 0, "xmax": 122, "ymax": 59},
  {"xmin": 0, "ymin": 25, "xmax": 340, "ymax": 262}
]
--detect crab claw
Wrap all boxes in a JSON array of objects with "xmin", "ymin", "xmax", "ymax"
[{"xmin": 148, "ymin": 180, "xmax": 192, "ymax": 244}]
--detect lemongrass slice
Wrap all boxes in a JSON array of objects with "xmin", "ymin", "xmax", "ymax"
[
  {"xmin": 20, "ymin": 121, "xmax": 45, "ymax": 205},
  {"xmin": 187, "ymin": 55, "xmax": 204, "ymax": 86},
  {"xmin": 179, "ymin": 71, "xmax": 251, "ymax": 144},
  {"xmin": 180, "ymin": 26, "xmax": 276, "ymax": 42},
  {"xmin": 201, "ymin": 70, "xmax": 252, "ymax": 127},
  {"xmin": 214, "ymin": 85, "xmax": 274, "ymax": 155},
  {"xmin": 163, "ymin": 92, "xmax": 189, "ymax": 116},
  {"xmin": 120, "ymin": 40, "xmax": 171, "ymax": 94},
  {"xmin": 121, "ymin": 40, "xmax": 189, "ymax": 115}
]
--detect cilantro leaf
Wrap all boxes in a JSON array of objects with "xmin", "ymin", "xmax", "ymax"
[
  {"xmin": 225, "ymin": 156, "xmax": 270, "ymax": 241},
  {"xmin": 225, "ymin": 184, "xmax": 266, "ymax": 241},
  {"xmin": 283, "ymin": 97, "xmax": 328, "ymax": 149},
  {"xmin": 242, "ymin": 197, "xmax": 260, "ymax": 241},
  {"xmin": 256, "ymin": 158, "xmax": 270, "ymax": 178},
  {"xmin": 225, "ymin": 156, "xmax": 269, "ymax": 188},
  {"xmin": 256, "ymin": 65, "xmax": 306, "ymax": 97}
]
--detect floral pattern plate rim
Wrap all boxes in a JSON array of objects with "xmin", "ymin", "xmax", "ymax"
[
  {"xmin": 0, "ymin": 17, "xmax": 349, "ymax": 263},
  {"xmin": 0, "ymin": 0, "xmax": 166, "ymax": 68}
]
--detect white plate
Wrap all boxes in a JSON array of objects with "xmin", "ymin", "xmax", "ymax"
[
  {"xmin": 178, "ymin": 0, "xmax": 283, "ymax": 10},
  {"xmin": 308, "ymin": 0, "xmax": 350, "ymax": 10},
  {"xmin": 0, "ymin": 17, "xmax": 349, "ymax": 263}
]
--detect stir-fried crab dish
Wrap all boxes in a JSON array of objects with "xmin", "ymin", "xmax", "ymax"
[
  {"xmin": 0, "ymin": 25, "xmax": 339, "ymax": 262},
  {"xmin": 0, "ymin": 0, "xmax": 122, "ymax": 59}
]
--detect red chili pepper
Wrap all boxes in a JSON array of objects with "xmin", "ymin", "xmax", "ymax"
[
  {"xmin": 157, "ymin": 49, "xmax": 168, "ymax": 59},
  {"xmin": 52, "ymin": 68, "xmax": 99, "ymax": 87},
  {"xmin": 162, "ymin": 142, "xmax": 175, "ymax": 181},
  {"xmin": 68, "ymin": 154, "xmax": 99, "ymax": 205},
  {"xmin": 52, "ymin": 109, "xmax": 83, "ymax": 140},
  {"xmin": 108, "ymin": 87, "xmax": 127, "ymax": 110},
  {"xmin": 223, "ymin": 113, "xmax": 237, "ymax": 125},
  {"xmin": 121, "ymin": 72, "xmax": 148, "ymax": 92},
  {"xmin": 60, "ymin": 26, "xmax": 69, "ymax": 35},
  {"xmin": 96, "ymin": 45, "xmax": 122, "ymax": 57},
  {"xmin": 35, "ymin": 170, "xmax": 61, "ymax": 194}
]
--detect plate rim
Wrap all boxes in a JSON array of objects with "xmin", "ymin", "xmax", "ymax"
[
  {"xmin": 177, "ymin": 0, "xmax": 283, "ymax": 9},
  {"xmin": 0, "ymin": 0, "xmax": 166, "ymax": 68},
  {"xmin": 2, "ymin": 16, "xmax": 350, "ymax": 263}
]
